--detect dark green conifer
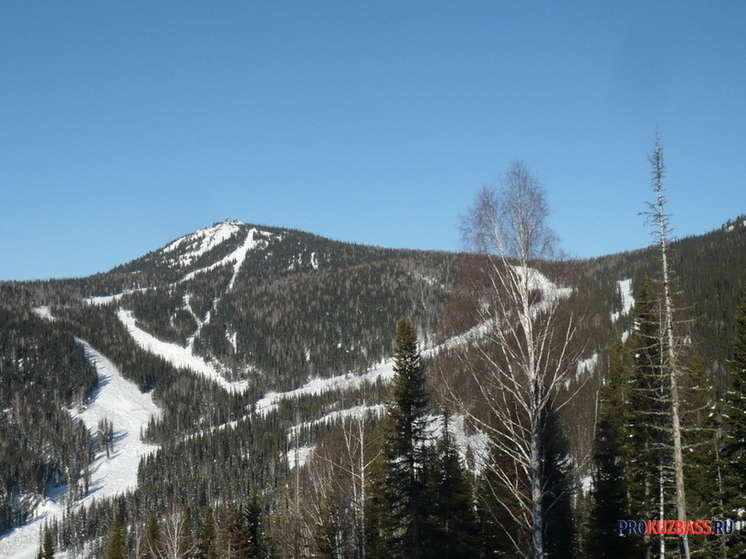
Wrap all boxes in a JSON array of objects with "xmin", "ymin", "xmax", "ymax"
[
  {"xmin": 196, "ymin": 506, "xmax": 218, "ymax": 559},
  {"xmin": 144, "ymin": 514, "xmax": 161, "ymax": 559},
  {"xmin": 221, "ymin": 498, "xmax": 248, "ymax": 559},
  {"xmin": 371, "ymin": 317, "xmax": 430, "ymax": 559},
  {"xmin": 106, "ymin": 518, "xmax": 125, "ymax": 559},
  {"xmin": 244, "ymin": 486, "xmax": 266, "ymax": 559},
  {"xmin": 584, "ymin": 348, "xmax": 641, "ymax": 559},
  {"xmin": 626, "ymin": 278, "xmax": 667, "ymax": 524},
  {"xmin": 721, "ymin": 287, "xmax": 746, "ymax": 556},
  {"xmin": 39, "ymin": 526, "xmax": 55, "ymax": 559},
  {"xmin": 424, "ymin": 407, "xmax": 480, "ymax": 559}
]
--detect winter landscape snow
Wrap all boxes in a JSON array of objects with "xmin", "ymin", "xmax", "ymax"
[{"xmin": 0, "ymin": 340, "xmax": 160, "ymax": 559}]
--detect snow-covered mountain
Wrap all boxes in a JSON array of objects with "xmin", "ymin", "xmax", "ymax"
[{"xmin": 2, "ymin": 215, "xmax": 746, "ymax": 558}]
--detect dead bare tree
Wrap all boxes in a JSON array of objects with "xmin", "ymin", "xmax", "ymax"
[
  {"xmin": 645, "ymin": 137, "xmax": 690, "ymax": 559},
  {"xmin": 458, "ymin": 161, "xmax": 581, "ymax": 559}
]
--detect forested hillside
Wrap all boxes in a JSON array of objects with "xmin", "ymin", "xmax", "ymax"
[{"xmin": 1, "ymin": 215, "xmax": 745, "ymax": 559}]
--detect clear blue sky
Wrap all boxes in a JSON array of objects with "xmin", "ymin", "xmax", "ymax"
[{"xmin": 2, "ymin": 1, "xmax": 745, "ymax": 281}]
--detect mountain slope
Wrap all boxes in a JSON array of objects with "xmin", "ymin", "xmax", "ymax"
[{"xmin": 1, "ymin": 215, "xmax": 745, "ymax": 558}]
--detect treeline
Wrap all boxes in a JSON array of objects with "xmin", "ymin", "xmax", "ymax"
[
  {"xmin": 201, "ymin": 254, "xmax": 459, "ymax": 390},
  {"xmin": 52, "ymin": 302, "xmax": 256, "ymax": 443},
  {"xmin": 0, "ymin": 304, "xmax": 97, "ymax": 533}
]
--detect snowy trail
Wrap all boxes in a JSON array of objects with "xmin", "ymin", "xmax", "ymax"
[
  {"xmin": 117, "ymin": 308, "xmax": 249, "ymax": 393},
  {"xmin": 73, "ymin": 341, "xmax": 161, "ymax": 504},
  {"xmin": 255, "ymin": 359, "xmax": 396, "ymax": 415},
  {"xmin": 0, "ymin": 341, "xmax": 160, "ymax": 559}
]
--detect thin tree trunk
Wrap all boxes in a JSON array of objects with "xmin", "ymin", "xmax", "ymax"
[{"xmin": 651, "ymin": 139, "xmax": 690, "ymax": 559}]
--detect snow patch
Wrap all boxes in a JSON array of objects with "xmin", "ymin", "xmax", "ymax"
[
  {"xmin": 31, "ymin": 306, "xmax": 55, "ymax": 321},
  {"xmin": 117, "ymin": 309, "xmax": 248, "ymax": 393},
  {"xmin": 288, "ymin": 404, "xmax": 387, "ymax": 439},
  {"xmin": 425, "ymin": 413, "xmax": 491, "ymax": 474},
  {"xmin": 0, "ymin": 341, "xmax": 160, "ymax": 559},
  {"xmin": 163, "ymin": 220, "xmax": 244, "ymax": 266},
  {"xmin": 611, "ymin": 279, "xmax": 634, "ymax": 323},
  {"xmin": 430, "ymin": 266, "xmax": 573, "ymax": 355},
  {"xmin": 83, "ymin": 288, "xmax": 149, "ymax": 306},
  {"xmin": 255, "ymin": 361, "xmax": 396, "ymax": 415},
  {"xmin": 179, "ymin": 227, "xmax": 267, "ymax": 289},
  {"xmin": 576, "ymin": 353, "xmax": 598, "ymax": 377},
  {"xmin": 73, "ymin": 342, "xmax": 161, "ymax": 502},
  {"xmin": 287, "ymin": 445, "xmax": 316, "ymax": 470},
  {"xmin": 512, "ymin": 266, "xmax": 574, "ymax": 318}
]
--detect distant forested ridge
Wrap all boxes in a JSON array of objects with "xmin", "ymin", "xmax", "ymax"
[{"xmin": 1, "ymin": 216, "xmax": 745, "ymax": 558}]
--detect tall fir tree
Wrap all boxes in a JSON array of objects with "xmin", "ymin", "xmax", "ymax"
[
  {"xmin": 540, "ymin": 410, "xmax": 575, "ymax": 559},
  {"xmin": 423, "ymin": 407, "xmax": 480, "ymax": 559},
  {"xmin": 244, "ymin": 486, "xmax": 267, "ymax": 559},
  {"xmin": 106, "ymin": 518, "xmax": 126, "ymax": 559},
  {"xmin": 38, "ymin": 526, "xmax": 55, "ymax": 559},
  {"xmin": 625, "ymin": 278, "xmax": 669, "ymax": 541},
  {"xmin": 370, "ymin": 317, "xmax": 430, "ymax": 559},
  {"xmin": 721, "ymin": 286, "xmax": 746, "ymax": 557},
  {"xmin": 584, "ymin": 347, "xmax": 642, "ymax": 559},
  {"xmin": 221, "ymin": 498, "xmax": 248, "ymax": 559},
  {"xmin": 196, "ymin": 505, "xmax": 219, "ymax": 559}
]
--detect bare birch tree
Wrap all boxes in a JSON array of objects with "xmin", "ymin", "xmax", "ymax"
[
  {"xmin": 458, "ymin": 161, "xmax": 580, "ymax": 559},
  {"xmin": 156, "ymin": 507, "xmax": 196, "ymax": 559}
]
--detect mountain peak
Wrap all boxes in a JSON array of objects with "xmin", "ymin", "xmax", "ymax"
[{"xmin": 163, "ymin": 220, "xmax": 247, "ymax": 265}]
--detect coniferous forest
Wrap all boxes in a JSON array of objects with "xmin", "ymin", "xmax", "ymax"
[{"xmin": 2, "ymin": 164, "xmax": 746, "ymax": 558}]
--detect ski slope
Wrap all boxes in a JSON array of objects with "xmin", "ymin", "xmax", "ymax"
[
  {"xmin": 117, "ymin": 309, "xmax": 249, "ymax": 393},
  {"xmin": 0, "ymin": 342, "xmax": 160, "ymax": 559}
]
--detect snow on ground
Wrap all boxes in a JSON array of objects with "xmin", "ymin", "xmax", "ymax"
[
  {"xmin": 285, "ymin": 410, "xmax": 490, "ymax": 474},
  {"xmin": 287, "ymin": 445, "xmax": 316, "ymax": 470},
  {"xmin": 31, "ymin": 306, "xmax": 55, "ymax": 321},
  {"xmin": 576, "ymin": 353, "xmax": 598, "ymax": 377},
  {"xmin": 430, "ymin": 266, "xmax": 574, "ymax": 356},
  {"xmin": 611, "ymin": 278, "xmax": 635, "ymax": 323},
  {"xmin": 425, "ymin": 413, "xmax": 491, "ymax": 474},
  {"xmin": 84, "ymin": 288, "xmax": 149, "ymax": 306},
  {"xmin": 428, "ymin": 318, "xmax": 496, "ymax": 355},
  {"xmin": 73, "ymin": 341, "xmax": 161, "ymax": 503},
  {"xmin": 180, "ymin": 227, "xmax": 267, "ymax": 289},
  {"xmin": 255, "ymin": 360, "xmax": 396, "ymax": 415},
  {"xmin": 565, "ymin": 352, "xmax": 599, "ymax": 389},
  {"xmin": 288, "ymin": 404, "xmax": 387, "ymax": 439},
  {"xmin": 0, "ymin": 341, "xmax": 160, "ymax": 559},
  {"xmin": 512, "ymin": 265, "xmax": 574, "ymax": 316},
  {"xmin": 117, "ymin": 309, "xmax": 249, "ymax": 393},
  {"xmin": 163, "ymin": 220, "xmax": 244, "ymax": 266}
]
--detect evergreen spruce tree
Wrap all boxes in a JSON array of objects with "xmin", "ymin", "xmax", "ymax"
[
  {"xmin": 539, "ymin": 410, "xmax": 576, "ymax": 559},
  {"xmin": 106, "ymin": 518, "xmax": 126, "ymax": 559},
  {"xmin": 373, "ymin": 317, "xmax": 430, "ymax": 559},
  {"xmin": 196, "ymin": 506, "xmax": 219, "ymax": 559},
  {"xmin": 473, "ymin": 446, "xmax": 525, "ymax": 559},
  {"xmin": 679, "ymin": 353, "xmax": 720, "ymax": 556},
  {"xmin": 584, "ymin": 348, "xmax": 641, "ymax": 559},
  {"xmin": 221, "ymin": 498, "xmax": 248, "ymax": 559},
  {"xmin": 312, "ymin": 500, "xmax": 344, "ymax": 559},
  {"xmin": 144, "ymin": 513, "xmax": 162, "ymax": 559},
  {"xmin": 364, "ymin": 454, "xmax": 390, "ymax": 559},
  {"xmin": 244, "ymin": 486, "xmax": 266, "ymax": 559},
  {"xmin": 424, "ymin": 408, "xmax": 480, "ymax": 559},
  {"xmin": 625, "ymin": 279, "xmax": 668, "ymax": 528},
  {"xmin": 722, "ymin": 287, "xmax": 746, "ymax": 556},
  {"xmin": 39, "ymin": 526, "xmax": 55, "ymax": 559}
]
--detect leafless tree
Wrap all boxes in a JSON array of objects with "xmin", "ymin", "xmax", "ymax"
[
  {"xmin": 156, "ymin": 507, "xmax": 196, "ymax": 559},
  {"xmin": 645, "ymin": 137, "xmax": 690, "ymax": 559},
  {"xmin": 457, "ymin": 160, "xmax": 581, "ymax": 559}
]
